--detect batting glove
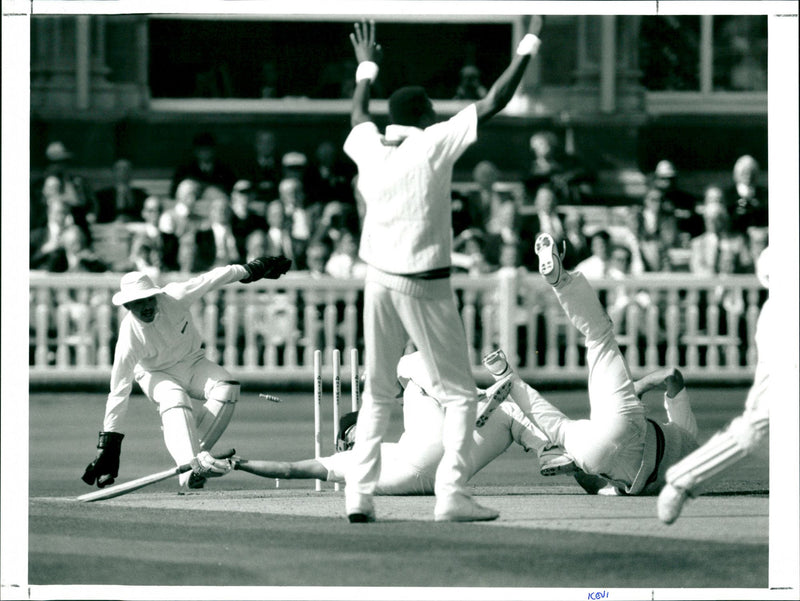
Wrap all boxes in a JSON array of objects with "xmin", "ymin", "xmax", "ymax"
[
  {"xmin": 81, "ymin": 431, "xmax": 124, "ymax": 488},
  {"xmin": 190, "ymin": 450, "xmax": 232, "ymax": 478},
  {"xmin": 240, "ymin": 256, "xmax": 292, "ymax": 283}
]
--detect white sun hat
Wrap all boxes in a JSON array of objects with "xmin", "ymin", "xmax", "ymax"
[{"xmin": 112, "ymin": 271, "xmax": 163, "ymax": 306}]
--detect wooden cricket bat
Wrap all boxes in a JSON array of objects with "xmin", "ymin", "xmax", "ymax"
[{"xmin": 76, "ymin": 448, "xmax": 235, "ymax": 503}]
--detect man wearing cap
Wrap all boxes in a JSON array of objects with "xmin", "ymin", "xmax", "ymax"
[
  {"xmin": 341, "ymin": 18, "xmax": 544, "ymax": 523},
  {"xmin": 81, "ymin": 255, "xmax": 292, "ymax": 491}
]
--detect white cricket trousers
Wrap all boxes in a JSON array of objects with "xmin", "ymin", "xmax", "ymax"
[
  {"xmin": 346, "ymin": 276, "xmax": 478, "ymax": 508},
  {"xmin": 509, "ymin": 272, "xmax": 647, "ymax": 484}
]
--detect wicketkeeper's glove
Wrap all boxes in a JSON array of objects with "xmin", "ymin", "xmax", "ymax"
[
  {"xmin": 240, "ymin": 256, "xmax": 292, "ymax": 283},
  {"xmin": 81, "ymin": 431, "xmax": 124, "ymax": 488},
  {"xmin": 190, "ymin": 450, "xmax": 232, "ymax": 478}
]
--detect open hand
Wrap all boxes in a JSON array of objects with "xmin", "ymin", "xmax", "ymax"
[{"xmin": 350, "ymin": 20, "xmax": 382, "ymax": 64}]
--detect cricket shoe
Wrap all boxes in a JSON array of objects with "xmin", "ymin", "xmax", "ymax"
[
  {"xmin": 657, "ymin": 482, "xmax": 689, "ymax": 525},
  {"xmin": 434, "ymin": 494, "xmax": 499, "ymax": 522},
  {"xmin": 476, "ymin": 374, "xmax": 513, "ymax": 428},
  {"xmin": 538, "ymin": 445, "xmax": 577, "ymax": 477},
  {"xmin": 482, "ymin": 348, "xmax": 511, "ymax": 379},
  {"xmin": 347, "ymin": 493, "xmax": 376, "ymax": 523},
  {"xmin": 534, "ymin": 232, "xmax": 565, "ymax": 286}
]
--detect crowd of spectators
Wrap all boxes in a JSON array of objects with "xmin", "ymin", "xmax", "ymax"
[{"xmin": 30, "ymin": 131, "xmax": 768, "ymax": 287}]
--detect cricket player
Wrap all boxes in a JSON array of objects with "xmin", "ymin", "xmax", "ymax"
[
  {"xmin": 229, "ymin": 352, "xmax": 687, "ymax": 496},
  {"xmin": 342, "ymin": 17, "xmax": 545, "ymax": 523},
  {"xmin": 657, "ymin": 247, "xmax": 772, "ymax": 523},
  {"xmin": 81, "ymin": 256, "xmax": 292, "ymax": 490},
  {"xmin": 483, "ymin": 232, "xmax": 700, "ymax": 497}
]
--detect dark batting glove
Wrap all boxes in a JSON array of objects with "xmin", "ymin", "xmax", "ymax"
[
  {"xmin": 81, "ymin": 431, "xmax": 124, "ymax": 488},
  {"xmin": 240, "ymin": 256, "xmax": 292, "ymax": 283}
]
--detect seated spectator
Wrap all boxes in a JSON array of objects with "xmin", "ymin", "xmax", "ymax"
[
  {"xmin": 128, "ymin": 196, "xmax": 180, "ymax": 273},
  {"xmin": 207, "ymin": 196, "xmax": 241, "ymax": 266},
  {"xmin": 159, "ymin": 179, "xmax": 204, "ymax": 239},
  {"xmin": 466, "ymin": 160, "xmax": 515, "ymax": 235},
  {"xmin": 94, "ymin": 158, "xmax": 148, "ymax": 223},
  {"xmin": 282, "ymin": 152, "xmax": 309, "ymax": 185},
  {"xmin": 30, "ymin": 198, "xmax": 73, "ymax": 269},
  {"xmin": 304, "ymin": 239, "xmax": 332, "ymax": 279},
  {"xmin": 242, "ymin": 129, "xmax": 283, "ymax": 202},
  {"xmin": 724, "ymin": 154, "xmax": 768, "ymax": 233},
  {"xmin": 304, "ymin": 140, "xmax": 357, "ymax": 208},
  {"xmin": 482, "ymin": 201, "xmax": 519, "ymax": 268},
  {"xmin": 689, "ymin": 201, "xmax": 750, "ymax": 276},
  {"xmin": 325, "ymin": 228, "xmax": 367, "ymax": 279},
  {"xmin": 264, "ymin": 199, "xmax": 301, "ymax": 267},
  {"xmin": 452, "ymin": 228, "xmax": 492, "ymax": 276},
  {"xmin": 310, "ymin": 200, "xmax": 360, "ymax": 255},
  {"xmin": 607, "ymin": 205, "xmax": 646, "ymax": 276},
  {"xmin": 640, "ymin": 186, "xmax": 674, "ymax": 242},
  {"xmin": 31, "ymin": 175, "xmax": 68, "ymax": 232},
  {"xmin": 244, "ymin": 229, "xmax": 269, "ymax": 263},
  {"xmin": 453, "ymin": 64, "xmax": 487, "ymax": 100},
  {"xmin": 574, "ymin": 229, "xmax": 612, "ymax": 279},
  {"xmin": 230, "ymin": 180, "xmax": 268, "ymax": 259},
  {"xmin": 170, "ymin": 132, "xmax": 237, "ymax": 198},
  {"xmin": 743, "ymin": 226, "xmax": 768, "ymax": 274},
  {"xmin": 650, "ymin": 160, "xmax": 702, "ymax": 238},
  {"xmin": 278, "ymin": 177, "xmax": 314, "ymax": 247},
  {"xmin": 518, "ymin": 182, "xmax": 566, "ymax": 266},
  {"xmin": 176, "ymin": 232, "xmax": 202, "ymax": 274},
  {"xmin": 48, "ymin": 224, "xmax": 108, "ymax": 273},
  {"xmin": 528, "ymin": 130, "xmax": 594, "ymax": 204},
  {"xmin": 562, "ymin": 208, "xmax": 591, "ymax": 270}
]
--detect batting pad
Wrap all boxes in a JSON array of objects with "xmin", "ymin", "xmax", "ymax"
[
  {"xmin": 665, "ymin": 411, "xmax": 767, "ymax": 493},
  {"xmin": 161, "ymin": 406, "xmax": 200, "ymax": 487},
  {"xmin": 198, "ymin": 380, "xmax": 239, "ymax": 450}
]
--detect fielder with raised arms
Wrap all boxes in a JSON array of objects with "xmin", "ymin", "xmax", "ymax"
[
  {"xmin": 342, "ymin": 16, "xmax": 544, "ymax": 523},
  {"xmin": 80, "ymin": 255, "xmax": 291, "ymax": 491}
]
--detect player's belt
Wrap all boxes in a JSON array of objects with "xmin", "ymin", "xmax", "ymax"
[{"xmin": 645, "ymin": 419, "xmax": 666, "ymax": 486}]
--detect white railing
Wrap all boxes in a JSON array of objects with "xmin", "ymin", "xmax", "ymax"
[{"xmin": 29, "ymin": 270, "xmax": 764, "ymax": 386}]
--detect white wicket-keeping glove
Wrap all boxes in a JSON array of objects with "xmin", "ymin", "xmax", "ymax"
[{"xmin": 190, "ymin": 450, "xmax": 232, "ymax": 478}]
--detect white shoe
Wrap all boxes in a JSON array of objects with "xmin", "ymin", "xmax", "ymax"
[
  {"xmin": 346, "ymin": 493, "xmax": 376, "ymax": 523},
  {"xmin": 534, "ymin": 232, "xmax": 565, "ymax": 286},
  {"xmin": 434, "ymin": 494, "xmax": 499, "ymax": 522},
  {"xmin": 658, "ymin": 483, "xmax": 688, "ymax": 525},
  {"xmin": 537, "ymin": 445, "xmax": 577, "ymax": 477}
]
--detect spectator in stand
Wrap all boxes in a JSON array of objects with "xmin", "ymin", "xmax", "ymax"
[
  {"xmin": 305, "ymin": 239, "xmax": 332, "ymax": 279},
  {"xmin": 282, "ymin": 152, "xmax": 309, "ymax": 185},
  {"xmin": 129, "ymin": 196, "xmax": 180, "ymax": 274},
  {"xmin": 277, "ymin": 177, "xmax": 314, "ymax": 254},
  {"xmin": 724, "ymin": 154, "xmax": 768, "ymax": 233},
  {"xmin": 325, "ymin": 228, "xmax": 368, "ymax": 279},
  {"xmin": 466, "ymin": 160, "xmax": 515, "ymax": 236},
  {"xmin": 528, "ymin": 130, "xmax": 594, "ymax": 205},
  {"xmin": 453, "ymin": 64, "xmax": 488, "ymax": 100},
  {"xmin": 207, "ymin": 196, "xmax": 241, "ymax": 266},
  {"xmin": 561, "ymin": 208, "xmax": 591, "ymax": 270},
  {"xmin": 574, "ymin": 229, "xmax": 612, "ymax": 279},
  {"xmin": 243, "ymin": 229, "xmax": 268, "ymax": 263},
  {"xmin": 243, "ymin": 129, "xmax": 283, "ymax": 202},
  {"xmin": 518, "ymin": 182, "xmax": 565, "ymax": 266},
  {"xmin": 176, "ymin": 232, "xmax": 201, "ymax": 274},
  {"xmin": 264, "ymin": 199, "xmax": 300, "ymax": 267},
  {"xmin": 46, "ymin": 224, "xmax": 108, "ymax": 273},
  {"xmin": 744, "ymin": 227, "xmax": 768, "ymax": 275},
  {"xmin": 94, "ymin": 159, "xmax": 149, "ymax": 224},
  {"xmin": 640, "ymin": 186, "xmax": 675, "ymax": 243},
  {"xmin": 159, "ymin": 179, "xmax": 204, "ymax": 240},
  {"xmin": 650, "ymin": 160, "xmax": 702, "ymax": 238},
  {"xmin": 230, "ymin": 180, "xmax": 268, "ymax": 260},
  {"xmin": 32, "ymin": 141, "xmax": 96, "ymax": 239},
  {"xmin": 481, "ymin": 200, "xmax": 519, "ymax": 269},
  {"xmin": 607, "ymin": 206, "xmax": 646, "ymax": 276},
  {"xmin": 450, "ymin": 190, "xmax": 473, "ymax": 239},
  {"xmin": 304, "ymin": 140, "xmax": 357, "ymax": 209},
  {"xmin": 170, "ymin": 132, "xmax": 237, "ymax": 198},
  {"xmin": 310, "ymin": 200, "xmax": 361, "ymax": 256},
  {"xmin": 452, "ymin": 228, "xmax": 492, "ymax": 277},
  {"xmin": 689, "ymin": 201, "xmax": 750, "ymax": 277},
  {"xmin": 30, "ymin": 198, "xmax": 74, "ymax": 270}
]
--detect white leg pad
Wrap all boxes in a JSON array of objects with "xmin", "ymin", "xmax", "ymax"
[
  {"xmin": 197, "ymin": 380, "xmax": 240, "ymax": 450},
  {"xmin": 665, "ymin": 411, "xmax": 767, "ymax": 493},
  {"xmin": 161, "ymin": 406, "xmax": 200, "ymax": 487}
]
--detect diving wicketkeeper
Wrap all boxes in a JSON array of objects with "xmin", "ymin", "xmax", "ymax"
[{"xmin": 81, "ymin": 256, "xmax": 291, "ymax": 490}]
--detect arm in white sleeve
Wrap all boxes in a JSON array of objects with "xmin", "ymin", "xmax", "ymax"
[
  {"xmin": 664, "ymin": 389, "xmax": 698, "ymax": 440},
  {"xmin": 164, "ymin": 264, "xmax": 248, "ymax": 306},
  {"xmin": 102, "ymin": 333, "xmax": 140, "ymax": 432}
]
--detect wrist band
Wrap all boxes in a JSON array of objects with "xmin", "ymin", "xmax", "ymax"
[
  {"xmin": 516, "ymin": 33, "xmax": 541, "ymax": 56},
  {"xmin": 356, "ymin": 61, "xmax": 379, "ymax": 83}
]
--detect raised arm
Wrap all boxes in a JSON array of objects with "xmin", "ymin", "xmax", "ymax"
[
  {"xmin": 349, "ymin": 20, "xmax": 383, "ymax": 128},
  {"xmin": 474, "ymin": 16, "xmax": 543, "ymax": 124}
]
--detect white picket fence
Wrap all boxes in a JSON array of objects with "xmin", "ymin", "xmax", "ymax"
[{"xmin": 28, "ymin": 270, "xmax": 764, "ymax": 386}]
